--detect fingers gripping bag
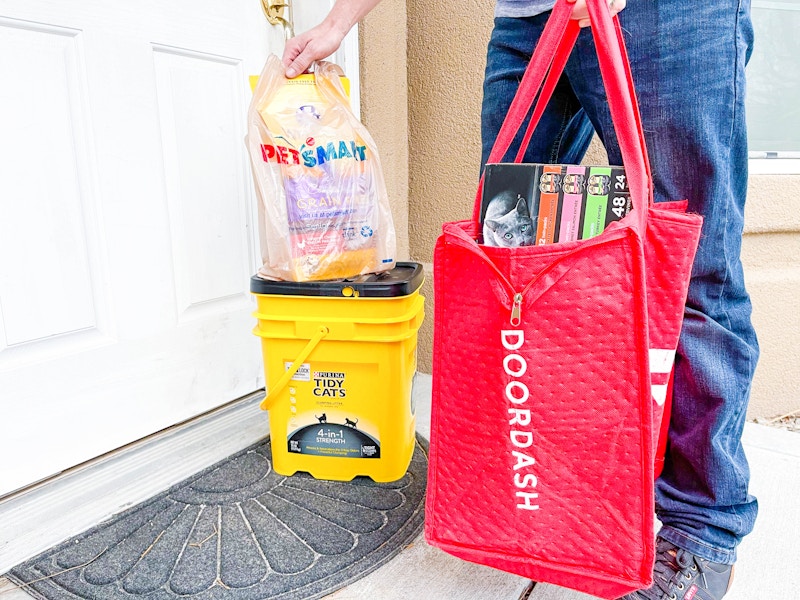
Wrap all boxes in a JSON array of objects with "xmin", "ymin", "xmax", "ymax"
[{"xmin": 246, "ymin": 55, "xmax": 396, "ymax": 282}]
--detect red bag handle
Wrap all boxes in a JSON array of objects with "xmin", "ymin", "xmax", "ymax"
[
  {"xmin": 473, "ymin": 0, "xmax": 652, "ymax": 232},
  {"xmin": 515, "ymin": 17, "xmax": 653, "ymax": 193},
  {"xmin": 513, "ymin": 23, "xmax": 580, "ymax": 164}
]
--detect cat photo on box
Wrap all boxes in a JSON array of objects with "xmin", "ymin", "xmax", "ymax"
[
  {"xmin": 482, "ymin": 190, "xmax": 536, "ymax": 247},
  {"xmin": 480, "ymin": 163, "xmax": 541, "ymax": 247}
]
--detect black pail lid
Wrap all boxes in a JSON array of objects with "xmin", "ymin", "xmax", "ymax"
[{"xmin": 250, "ymin": 262, "xmax": 424, "ymax": 298}]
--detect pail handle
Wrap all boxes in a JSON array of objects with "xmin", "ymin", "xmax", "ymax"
[{"xmin": 260, "ymin": 325, "xmax": 329, "ymax": 410}]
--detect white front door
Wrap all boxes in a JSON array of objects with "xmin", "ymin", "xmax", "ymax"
[{"xmin": 0, "ymin": 0, "xmax": 356, "ymax": 497}]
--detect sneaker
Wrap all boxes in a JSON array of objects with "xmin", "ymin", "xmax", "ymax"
[{"xmin": 620, "ymin": 537, "xmax": 734, "ymax": 600}]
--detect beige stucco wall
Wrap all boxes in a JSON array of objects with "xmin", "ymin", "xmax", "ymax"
[
  {"xmin": 360, "ymin": 3, "xmax": 800, "ymax": 419},
  {"xmin": 741, "ymin": 185, "xmax": 800, "ymax": 418},
  {"xmin": 359, "ymin": 1, "xmax": 410, "ymax": 261},
  {"xmin": 405, "ymin": 0, "xmax": 495, "ymax": 382}
]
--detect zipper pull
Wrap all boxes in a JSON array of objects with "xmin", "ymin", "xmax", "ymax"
[{"xmin": 510, "ymin": 293, "xmax": 523, "ymax": 326}]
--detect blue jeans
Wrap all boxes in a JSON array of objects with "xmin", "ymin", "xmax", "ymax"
[{"xmin": 481, "ymin": 2, "xmax": 759, "ymax": 565}]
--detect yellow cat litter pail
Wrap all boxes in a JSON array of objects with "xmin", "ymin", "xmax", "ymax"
[{"xmin": 251, "ymin": 263, "xmax": 425, "ymax": 482}]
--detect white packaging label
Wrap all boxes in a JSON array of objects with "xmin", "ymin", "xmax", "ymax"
[{"xmin": 285, "ymin": 362, "xmax": 311, "ymax": 382}]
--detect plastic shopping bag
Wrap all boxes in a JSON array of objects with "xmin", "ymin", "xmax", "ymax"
[{"xmin": 246, "ymin": 55, "xmax": 396, "ymax": 281}]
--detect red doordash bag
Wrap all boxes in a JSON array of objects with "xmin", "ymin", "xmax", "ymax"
[{"xmin": 424, "ymin": 2, "xmax": 702, "ymax": 598}]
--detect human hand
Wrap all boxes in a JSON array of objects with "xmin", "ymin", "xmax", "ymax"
[
  {"xmin": 282, "ymin": 0, "xmax": 382, "ymax": 78},
  {"xmin": 567, "ymin": 0, "xmax": 627, "ymax": 28},
  {"xmin": 282, "ymin": 20, "xmax": 348, "ymax": 78}
]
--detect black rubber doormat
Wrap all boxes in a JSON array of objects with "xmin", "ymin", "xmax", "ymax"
[{"xmin": 6, "ymin": 435, "xmax": 428, "ymax": 600}]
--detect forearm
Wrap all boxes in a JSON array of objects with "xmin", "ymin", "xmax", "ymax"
[
  {"xmin": 570, "ymin": 0, "xmax": 627, "ymax": 27},
  {"xmin": 325, "ymin": 0, "xmax": 384, "ymax": 36}
]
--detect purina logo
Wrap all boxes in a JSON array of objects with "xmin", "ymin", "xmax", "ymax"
[{"xmin": 261, "ymin": 139, "xmax": 367, "ymax": 168}]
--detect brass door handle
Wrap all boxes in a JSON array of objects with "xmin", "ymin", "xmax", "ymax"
[{"xmin": 261, "ymin": 0, "xmax": 295, "ymax": 40}]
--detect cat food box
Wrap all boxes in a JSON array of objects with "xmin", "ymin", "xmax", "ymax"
[
  {"xmin": 480, "ymin": 163, "xmax": 631, "ymax": 247},
  {"xmin": 536, "ymin": 165, "xmax": 562, "ymax": 245},
  {"xmin": 480, "ymin": 163, "xmax": 540, "ymax": 247}
]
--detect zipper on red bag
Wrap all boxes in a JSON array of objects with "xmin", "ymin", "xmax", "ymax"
[
  {"xmin": 449, "ymin": 224, "xmax": 626, "ymax": 327},
  {"xmin": 510, "ymin": 293, "xmax": 523, "ymax": 327},
  {"xmin": 503, "ymin": 230, "xmax": 630, "ymax": 327},
  {"xmin": 478, "ymin": 260, "xmax": 523, "ymax": 327},
  {"xmin": 508, "ymin": 263, "xmax": 564, "ymax": 327},
  {"xmin": 471, "ymin": 258, "xmax": 531, "ymax": 328},
  {"xmin": 509, "ymin": 282, "xmax": 536, "ymax": 327}
]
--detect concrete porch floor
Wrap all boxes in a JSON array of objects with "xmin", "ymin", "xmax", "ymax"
[{"xmin": 2, "ymin": 373, "xmax": 798, "ymax": 599}]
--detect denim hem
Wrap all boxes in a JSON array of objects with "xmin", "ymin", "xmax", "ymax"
[{"xmin": 658, "ymin": 525, "xmax": 737, "ymax": 565}]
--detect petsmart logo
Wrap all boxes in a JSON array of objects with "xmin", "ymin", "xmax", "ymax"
[{"xmin": 261, "ymin": 139, "xmax": 367, "ymax": 168}]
